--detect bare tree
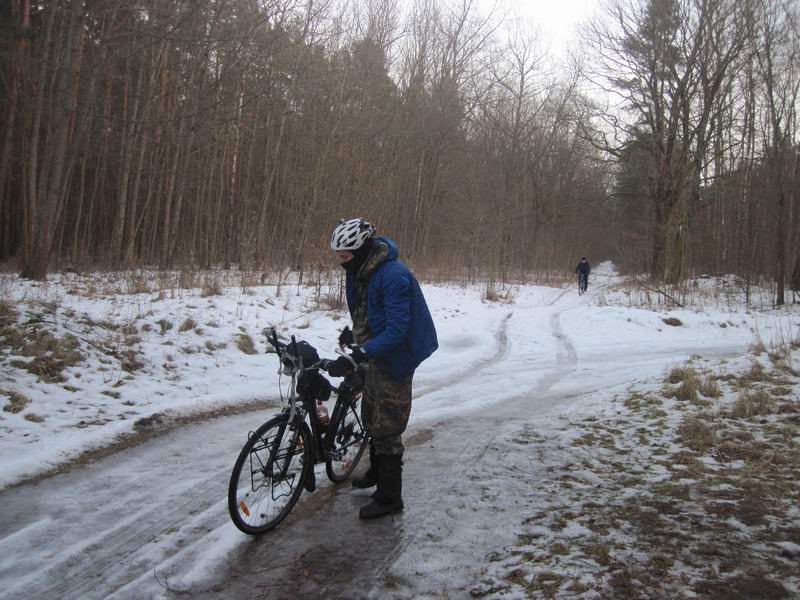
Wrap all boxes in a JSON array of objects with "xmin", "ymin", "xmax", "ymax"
[{"xmin": 582, "ymin": 0, "xmax": 749, "ymax": 283}]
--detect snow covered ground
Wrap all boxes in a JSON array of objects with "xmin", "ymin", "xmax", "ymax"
[{"xmin": 0, "ymin": 262, "xmax": 798, "ymax": 599}]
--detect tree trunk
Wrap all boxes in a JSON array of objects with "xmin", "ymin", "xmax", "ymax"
[{"xmin": 24, "ymin": 1, "xmax": 84, "ymax": 279}]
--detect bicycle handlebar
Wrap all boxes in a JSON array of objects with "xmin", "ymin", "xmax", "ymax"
[{"xmin": 262, "ymin": 326, "xmax": 360, "ymax": 376}]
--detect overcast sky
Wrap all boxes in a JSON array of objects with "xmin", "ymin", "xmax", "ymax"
[{"xmin": 484, "ymin": 0, "xmax": 601, "ymax": 56}]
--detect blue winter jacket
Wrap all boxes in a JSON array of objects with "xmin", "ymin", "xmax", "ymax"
[{"xmin": 346, "ymin": 238, "xmax": 438, "ymax": 381}]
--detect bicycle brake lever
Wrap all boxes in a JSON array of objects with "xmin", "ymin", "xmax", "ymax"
[{"xmin": 334, "ymin": 346, "xmax": 358, "ymax": 369}]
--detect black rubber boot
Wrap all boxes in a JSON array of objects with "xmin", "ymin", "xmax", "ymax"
[
  {"xmin": 359, "ymin": 454, "xmax": 404, "ymax": 520},
  {"xmin": 352, "ymin": 443, "xmax": 378, "ymax": 489}
]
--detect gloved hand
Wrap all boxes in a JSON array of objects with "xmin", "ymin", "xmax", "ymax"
[
  {"xmin": 338, "ymin": 326, "xmax": 354, "ymax": 347},
  {"xmin": 324, "ymin": 356, "xmax": 352, "ymax": 378},
  {"xmin": 350, "ymin": 346, "xmax": 367, "ymax": 364}
]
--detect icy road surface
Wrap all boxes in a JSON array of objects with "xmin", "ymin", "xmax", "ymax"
[{"xmin": 0, "ymin": 282, "xmax": 768, "ymax": 599}]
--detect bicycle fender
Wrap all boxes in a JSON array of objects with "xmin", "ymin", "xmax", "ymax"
[{"xmin": 298, "ymin": 420, "xmax": 317, "ymax": 493}]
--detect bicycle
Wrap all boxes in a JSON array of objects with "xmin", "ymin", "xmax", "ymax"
[
  {"xmin": 577, "ymin": 273, "xmax": 588, "ymax": 295},
  {"xmin": 227, "ymin": 327, "xmax": 368, "ymax": 535}
]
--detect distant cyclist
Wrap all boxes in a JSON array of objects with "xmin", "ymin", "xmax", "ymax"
[{"xmin": 575, "ymin": 257, "xmax": 591, "ymax": 294}]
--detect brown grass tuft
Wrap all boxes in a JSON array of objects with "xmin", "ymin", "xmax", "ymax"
[
  {"xmin": 678, "ymin": 417, "xmax": 716, "ymax": 452},
  {"xmin": 665, "ymin": 366, "xmax": 702, "ymax": 403},
  {"xmin": 666, "ymin": 365, "xmax": 697, "ymax": 385},
  {"xmin": 157, "ymin": 319, "xmax": 173, "ymax": 335},
  {"xmin": 235, "ymin": 333, "xmax": 256, "ymax": 355},
  {"xmin": 698, "ymin": 376, "xmax": 721, "ymax": 398},
  {"xmin": 730, "ymin": 388, "xmax": 773, "ymax": 419},
  {"xmin": 178, "ymin": 318, "xmax": 196, "ymax": 332},
  {"xmin": 737, "ymin": 361, "xmax": 767, "ymax": 386},
  {"xmin": 2, "ymin": 390, "xmax": 31, "ymax": 413}
]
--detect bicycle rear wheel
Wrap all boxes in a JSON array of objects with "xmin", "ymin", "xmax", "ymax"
[
  {"xmin": 325, "ymin": 391, "xmax": 367, "ymax": 482},
  {"xmin": 228, "ymin": 416, "xmax": 311, "ymax": 535}
]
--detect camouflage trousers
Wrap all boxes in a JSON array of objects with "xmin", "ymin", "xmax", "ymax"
[{"xmin": 361, "ymin": 361, "xmax": 413, "ymax": 456}]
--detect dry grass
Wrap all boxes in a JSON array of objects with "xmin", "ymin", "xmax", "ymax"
[
  {"xmin": 2, "ymin": 390, "xmax": 30, "ymax": 413},
  {"xmin": 769, "ymin": 345, "xmax": 798, "ymax": 376},
  {"xmin": 178, "ymin": 318, "xmax": 196, "ymax": 332},
  {"xmin": 157, "ymin": 319, "xmax": 173, "ymax": 335},
  {"xmin": 201, "ymin": 274, "xmax": 222, "ymax": 297},
  {"xmin": 738, "ymin": 361, "xmax": 767, "ymax": 386},
  {"xmin": 730, "ymin": 388, "xmax": 773, "ymax": 419},
  {"xmin": 480, "ymin": 345, "xmax": 800, "ymax": 600},
  {"xmin": 178, "ymin": 271, "xmax": 200, "ymax": 290},
  {"xmin": 665, "ymin": 365, "xmax": 697, "ymax": 385},
  {"xmin": 2, "ymin": 325, "xmax": 84, "ymax": 383},
  {"xmin": 482, "ymin": 287, "xmax": 515, "ymax": 304},
  {"xmin": 664, "ymin": 365, "xmax": 702, "ymax": 403},
  {"xmin": 0, "ymin": 299, "xmax": 17, "ymax": 324},
  {"xmin": 316, "ymin": 293, "xmax": 345, "ymax": 311},
  {"xmin": 678, "ymin": 417, "xmax": 716, "ymax": 451},
  {"xmin": 126, "ymin": 275, "xmax": 151, "ymax": 295},
  {"xmin": 235, "ymin": 333, "xmax": 256, "ymax": 355},
  {"xmin": 698, "ymin": 376, "xmax": 722, "ymax": 398},
  {"xmin": 669, "ymin": 451, "xmax": 706, "ymax": 477}
]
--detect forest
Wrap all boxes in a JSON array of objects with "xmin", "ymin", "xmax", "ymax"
[{"xmin": 0, "ymin": 0, "xmax": 798, "ymax": 301}]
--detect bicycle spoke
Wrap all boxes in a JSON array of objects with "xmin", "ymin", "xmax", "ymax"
[
  {"xmin": 229, "ymin": 418, "xmax": 308, "ymax": 533},
  {"xmin": 326, "ymin": 396, "xmax": 367, "ymax": 481}
]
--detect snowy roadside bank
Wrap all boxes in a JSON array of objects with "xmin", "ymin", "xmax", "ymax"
[
  {"xmin": 1, "ymin": 266, "xmax": 799, "ymax": 599},
  {"xmin": 0, "ymin": 265, "xmax": 797, "ymax": 495}
]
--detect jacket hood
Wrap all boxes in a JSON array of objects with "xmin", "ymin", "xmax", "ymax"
[{"xmin": 375, "ymin": 237, "xmax": 399, "ymax": 261}]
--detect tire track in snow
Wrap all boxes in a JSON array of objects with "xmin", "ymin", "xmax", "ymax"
[
  {"xmin": 413, "ymin": 311, "xmax": 512, "ymax": 399},
  {"xmin": 533, "ymin": 310, "xmax": 579, "ymax": 393}
]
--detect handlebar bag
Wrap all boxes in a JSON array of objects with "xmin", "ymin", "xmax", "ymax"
[
  {"xmin": 297, "ymin": 370, "xmax": 331, "ymax": 402},
  {"xmin": 285, "ymin": 340, "xmax": 320, "ymax": 368}
]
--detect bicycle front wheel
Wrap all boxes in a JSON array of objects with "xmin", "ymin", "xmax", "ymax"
[
  {"xmin": 228, "ymin": 416, "xmax": 311, "ymax": 535},
  {"xmin": 325, "ymin": 391, "xmax": 367, "ymax": 482}
]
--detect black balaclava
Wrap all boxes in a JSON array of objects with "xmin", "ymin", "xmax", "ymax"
[{"xmin": 342, "ymin": 239, "xmax": 374, "ymax": 274}]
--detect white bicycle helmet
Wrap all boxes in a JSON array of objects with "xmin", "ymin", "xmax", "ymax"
[{"xmin": 330, "ymin": 218, "xmax": 376, "ymax": 251}]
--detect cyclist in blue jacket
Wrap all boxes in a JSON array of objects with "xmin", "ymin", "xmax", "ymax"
[{"xmin": 329, "ymin": 218, "xmax": 438, "ymax": 519}]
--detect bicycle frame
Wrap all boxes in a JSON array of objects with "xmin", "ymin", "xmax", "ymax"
[{"xmin": 270, "ymin": 329, "xmax": 364, "ymax": 466}]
